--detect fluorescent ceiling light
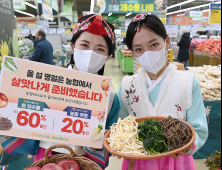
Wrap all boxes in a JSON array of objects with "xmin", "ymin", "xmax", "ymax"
[
  {"xmin": 166, "ymin": 4, "xmax": 210, "ymax": 15},
  {"xmin": 177, "ymin": 14, "xmax": 185, "ymax": 16},
  {"xmin": 108, "ymin": 13, "xmax": 112, "ymax": 16},
  {"xmin": 167, "ymin": 0, "xmax": 195, "ymax": 10},
  {"xmin": 126, "ymin": 13, "xmax": 132, "ymax": 16},
  {"xmin": 25, "ymin": 2, "xmax": 37, "ymax": 9},
  {"xmin": 167, "ymin": 0, "xmax": 221, "ymax": 16},
  {"xmin": 15, "ymin": 10, "xmax": 35, "ymax": 17},
  {"xmin": 203, "ymin": 9, "xmax": 210, "ymax": 12}
]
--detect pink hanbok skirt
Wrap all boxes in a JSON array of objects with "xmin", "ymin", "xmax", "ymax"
[{"xmin": 121, "ymin": 155, "xmax": 195, "ymax": 170}]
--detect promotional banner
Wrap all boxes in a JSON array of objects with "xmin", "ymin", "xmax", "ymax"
[
  {"xmin": 42, "ymin": 2, "xmax": 53, "ymax": 21},
  {"xmin": 93, "ymin": 0, "xmax": 167, "ymax": 14},
  {"xmin": 13, "ymin": 0, "xmax": 26, "ymax": 10},
  {"xmin": 210, "ymin": 3, "xmax": 221, "ymax": 24},
  {"xmin": 164, "ymin": 24, "xmax": 178, "ymax": 37},
  {"xmin": 0, "ymin": 56, "xmax": 112, "ymax": 149}
]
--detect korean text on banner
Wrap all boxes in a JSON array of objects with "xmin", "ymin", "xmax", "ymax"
[
  {"xmin": 210, "ymin": 3, "xmax": 221, "ymax": 24},
  {"xmin": 93, "ymin": 0, "xmax": 168, "ymax": 14},
  {"xmin": 0, "ymin": 56, "xmax": 112, "ymax": 149},
  {"xmin": 42, "ymin": 3, "xmax": 53, "ymax": 21},
  {"xmin": 13, "ymin": 0, "xmax": 26, "ymax": 10}
]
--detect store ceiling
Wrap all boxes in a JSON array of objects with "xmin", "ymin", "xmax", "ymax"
[
  {"xmin": 14, "ymin": 1, "xmax": 38, "ymax": 17},
  {"xmin": 14, "ymin": 0, "xmax": 220, "ymax": 18}
]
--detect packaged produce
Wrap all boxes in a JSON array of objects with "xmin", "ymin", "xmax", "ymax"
[{"xmin": 188, "ymin": 65, "xmax": 221, "ymax": 101}]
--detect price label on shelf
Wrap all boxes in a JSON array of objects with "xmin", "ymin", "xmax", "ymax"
[{"xmin": 0, "ymin": 56, "xmax": 112, "ymax": 149}]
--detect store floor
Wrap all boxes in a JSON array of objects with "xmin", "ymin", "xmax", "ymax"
[{"xmin": 103, "ymin": 57, "xmax": 208, "ymax": 170}]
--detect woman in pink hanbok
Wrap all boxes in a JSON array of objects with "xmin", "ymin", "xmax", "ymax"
[{"xmin": 117, "ymin": 14, "xmax": 208, "ymax": 170}]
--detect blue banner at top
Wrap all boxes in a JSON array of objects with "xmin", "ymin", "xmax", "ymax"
[{"xmin": 210, "ymin": 4, "xmax": 221, "ymax": 10}]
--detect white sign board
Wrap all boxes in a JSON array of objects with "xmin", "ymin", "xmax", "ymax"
[
  {"xmin": 48, "ymin": 28, "xmax": 57, "ymax": 34},
  {"xmin": 189, "ymin": 11, "xmax": 203, "ymax": 18},
  {"xmin": 21, "ymin": 28, "xmax": 30, "ymax": 35},
  {"xmin": 57, "ymin": 28, "xmax": 65, "ymax": 34},
  {"xmin": 42, "ymin": 3, "xmax": 53, "ymax": 21},
  {"xmin": 212, "ymin": 24, "xmax": 221, "ymax": 30},
  {"xmin": 164, "ymin": 24, "xmax": 178, "ymax": 37},
  {"xmin": 37, "ymin": 20, "xmax": 50, "ymax": 29},
  {"xmin": 31, "ymin": 28, "xmax": 39, "ymax": 35},
  {"xmin": 43, "ymin": 28, "xmax": 48, "ymax": 34},
  {"xmin": 192, "ymin": 24, "xmax": 199, "ymax": 29},
  {"xmin": 206, "ymin": 25, "xmax": 213, "ymax": 30}
]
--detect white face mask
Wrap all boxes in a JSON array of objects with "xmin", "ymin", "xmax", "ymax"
[
  {"xmin": 134, "ymin": 42, "xmax": 167, "ymax": 75},
  {"xmin": 74, "ymin": 48, "xmax": 107, "ymax": 74}
]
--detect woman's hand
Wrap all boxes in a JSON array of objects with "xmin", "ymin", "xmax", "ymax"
[
  {"xmin": 112, "ymin": 154, "xmax": 122, "ymax": 159},
  {"xmin": 171, "ymin": 142, "xmax": 194, "ymax": 159},
  {"xmin": 171, "ymin": 152, "xmax": 185, "ymax": 159}
]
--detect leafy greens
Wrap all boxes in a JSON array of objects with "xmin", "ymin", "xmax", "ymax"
[{"xmin": 138, "ymin": 119, "xmax": 169, "ymax": 155}]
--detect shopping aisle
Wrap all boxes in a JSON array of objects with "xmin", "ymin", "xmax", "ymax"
[
  {"xmin": 104, "ymin": 57, "xmax": 208, "ymax": 170},
  {"xmin": 104, "ymin": 57, "xmax": 126, "ymax": 92}
]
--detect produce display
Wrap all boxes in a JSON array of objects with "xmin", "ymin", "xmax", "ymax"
[
  {"xmin": 106, "ymin": 116, "xmax": 193, "ymax": 156},
  {"xmin": 205, "ymin": 150, "xmax": 221, "ymax": 170},
  {"xmin": 63, "ymin": 44, "xmax": 72, "ymax": 53},
  {"xmin": 120, "ymin": 48, "xmax": 133, "ymax": 57},
  {"xmin": 53, "ymin": 50, "xmax": 65, "ymax": 57},
  {"xmin": 195, "ymin": 38, "xmax": 221, "ymax": 57},
  {"xmin": 188, "ymin": 65, "xmax": 221, "ymax": 101},
  {"xmin": 26, "ymin": 159, "xmax": 80, "ymax": 170},
  {"xmin": 19, "ymin": 39, "xmax": 34, "ymax": 57}
]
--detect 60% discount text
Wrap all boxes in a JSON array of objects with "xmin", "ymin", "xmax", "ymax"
[{"xmin": 15, "ymin": 110, "xmax": 88, "ymax": 135}]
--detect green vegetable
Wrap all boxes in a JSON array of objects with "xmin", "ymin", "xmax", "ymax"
[
  {"xmin": 5, "ymin": 57, "xmax": 17, "ymax": 69},
  {"xmin": 90, "ymin": 124, "xmax": 103, "ymax": 140},
  {"xmin": 138, "ymin": 119, "xmax": 168, "ymax": 155},
  {"xmin": 205, "ymin": 150, "xmax": 221, "ymax": 170},
  {"xmin": 4, "ymin": 61, "xmax": 13, "ymax": 72},
  {"xmin": 93, "ymin": 5, "xmax": 100, "ymax": 13}
]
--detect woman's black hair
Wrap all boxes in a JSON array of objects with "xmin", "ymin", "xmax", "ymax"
[
  {"xmin": 68, "ymin": 31, "xmax": 111, "ymax": 76},
  {"xmin": 126, "ymin": 15, "xmax": 168, "ymax": 50}
]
